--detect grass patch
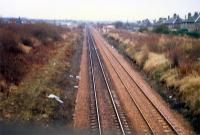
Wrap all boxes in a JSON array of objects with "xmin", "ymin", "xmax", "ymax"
[
  {"xmin": 132, "ymin": 45, "xmax": 149, "ymax": 66},
  {"xmin": 179, "ymin": 75, "xmax": 200, "ymax": 114},
  {"xmin": 160, "ymin": 69, "xmax": 180, "ymax": 88},
  {"xmin": 143, "ymin": 53, "xmax": 170, "ymax": 72}
]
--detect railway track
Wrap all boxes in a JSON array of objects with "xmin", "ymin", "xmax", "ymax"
[
  {"xmin": 87, "ymin": 27, "xmax": 131, "ymax": 135},
  {"xmin": 88, "ymin": 28, "xmax": 101, "ymax": 134},
  {"xmin": 91, "ymin": 28, "xmax": 183, "ymax": 135}
]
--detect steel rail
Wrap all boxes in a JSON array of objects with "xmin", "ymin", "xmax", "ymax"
[
  {"xmin": 88, "ymin": 28, "xmax": 126, "ymax": 135},
  {"xmin": 87, "ymin": 28, "xmax": 102, "ymax": 135}
]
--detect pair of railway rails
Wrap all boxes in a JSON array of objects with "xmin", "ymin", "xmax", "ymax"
[{"xmin": 86, "ymin": 27, "xmax": 182, "ymax": 135}]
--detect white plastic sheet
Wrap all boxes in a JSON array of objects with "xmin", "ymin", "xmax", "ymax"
[{"xmin": 47, "ymin": 94, "xmax": 63, "ymax": 104}]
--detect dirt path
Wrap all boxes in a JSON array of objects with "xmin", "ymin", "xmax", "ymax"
[{"xmin": 73, "ymin": 29, "xmax": 90, "ymax": 132}]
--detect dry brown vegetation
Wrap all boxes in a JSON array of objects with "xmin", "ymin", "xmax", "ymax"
[
  {"xmin": 0, "ymin": 23, "xmax": 65, "ymax": 88},
  {"xmin": 0, "ymin": 23, "xmax": 83, "ymax": 127},
  {"xmin": 104, "ymin": 29, "xmax": 200, "ymax": 131}
]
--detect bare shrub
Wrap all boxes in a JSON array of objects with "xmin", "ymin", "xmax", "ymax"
[
  {"xmin": 179, "ymin": 60, "xmax": 200, "ymax": 76},
  {"xmin": 0, "ymin": 52, "xmax": 30, "ymax": 85},
  {"xmin": 28, "ymin": 23, "xmax": 62, "ymax": 44},
  {"xmin": 188, "ymin": 41, "xmax": 200, "ymax": 61},
  {"xmin": 0, "ymin": 23, "xmax": 64, "ymax": 88},
  {"xmin": 0, "ymin": 28, "xmax": 20, "ymax": 53}
]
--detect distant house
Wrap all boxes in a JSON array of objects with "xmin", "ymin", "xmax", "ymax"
[
  {"xmin": 102, "ymin": 25, "xmax": 115, "ymax": 33},
  {"xmin": 104, "ymin": 12, "xmax": 200, "ymax": 33},
  {"xmin": 165, "ymin": 14, "xmax": 182, "ymax": 30},
  {"xmin": 195, "ymin": 15, "xmax": 200, "ymax": 31},
  {"xmin": 181, "ymin": 12, "xmax": 200, "ymax": 32},
  {"xmin": 139, "ymin": 19, "xmax": 151, "ymax": 27},
  {"xmin": 156, "ymin": 17, "xmax": 167, "ymax": 25},
  {"xmin": 138, "ymin": 19, "xmax": 153, "ymax": 31}
]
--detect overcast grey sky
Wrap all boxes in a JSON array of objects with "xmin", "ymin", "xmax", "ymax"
[{"xmin": 0, "ymin": 0, "xmax": 199, "ymax": 21}]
